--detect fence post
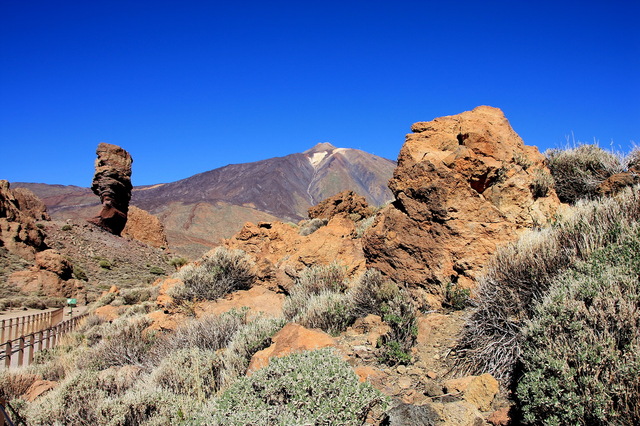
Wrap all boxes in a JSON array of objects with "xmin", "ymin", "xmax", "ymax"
[
  {"xmin": 38, "ymin": 330, "xmax": 44, "ymax": 352},
  {"xmin": 17, "ymin": 337, "xmax": 25, "ymax": 367},
  {"xmin": 1, "ymin": 320, "xmax": 4, "ymax": 344},
  {"xmin": 28, "ymin": 334, "xmax": 35, "ymax": 365},
  {"xmin": 3, "ymin": 341, "xmax": 10, "ymax": 369}
]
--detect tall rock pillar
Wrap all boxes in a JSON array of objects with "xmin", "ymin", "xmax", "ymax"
[{"xmin": 88, "ymin": 143, "xmax": 133, "ymax": 235}]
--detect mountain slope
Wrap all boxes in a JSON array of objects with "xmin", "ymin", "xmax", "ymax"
[{"xmin": 14, "ymin": 143, "xmax": 395, "ymax": 258}]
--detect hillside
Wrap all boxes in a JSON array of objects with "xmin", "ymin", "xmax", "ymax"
[{"xmin": 15, "ymin": 143, "xmax": 395, "ymax": 258}]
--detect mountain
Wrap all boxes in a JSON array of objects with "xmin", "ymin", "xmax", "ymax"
[{"xmin": 15, "ymin": 143, "xmax": 395, "ymax": 258}]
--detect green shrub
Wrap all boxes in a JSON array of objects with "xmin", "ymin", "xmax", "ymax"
[
  {"xmin": 95, "ymin": 387, "xmax": 198, "ymax": 426},
  {"xmin": 220, "ymin": 316, "xmax": 285, "ymax": 388},
  {"xmin": 98, "ymin": 259, "xmax": 112, "ymax": 269},
  {"xmin": 27, "ymin": 371, "xmax": 110, "ymax": 425},
  {"xmin": 72, "ymin": 266, "xmax": 88, "ymax": 281},
  {"xmin": 169, "ymin": 257, "xmax": 189, "ymax": 270},
  {"xmin": 455, "ymin": 186, "xmax": 640, "ymax": 383},
  {"xmin": 61, "ymin": 224, "xmax": 72, "ymax": 231},
  {"xmin": 201, "ymin": 349, "xmax": 389, "ymax": 425},
  {"xmin": 517, "ymin": 230, "xmax": 640, "ymax": 425},
  {"xmin": 298, "ymin": 218, "xmax": 328, "ymax": 236},
  {"xmin": 120, "ymin": 287, "xmax": 157, "ymax": 305},
  {"xmin": 173, "ymin": 247, "xmax": 255, "ymax": 301},
  {"xmin": 377, "ymin": 294, "xmax": 417, "ymax": 366},
  {"xmin": 443, "ymin": 282, "xmax": 470, "ymax": 310},
  {"xmin": 546, "ymin": 144, "xmax": 623, "ymax": 203},
  {"xmin": 94, "ymin": 291, "xmax": 116, "ymax": 308},
  {"xmin": 149, "ymin": 266, "xmax": 165, "ymax": 275}
]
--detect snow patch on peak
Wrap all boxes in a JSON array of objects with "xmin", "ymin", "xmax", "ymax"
[{"xmin": 309, "ymin": 151, "xmax": 328, "ymax": 167}]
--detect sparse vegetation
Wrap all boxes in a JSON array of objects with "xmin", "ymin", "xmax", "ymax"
[
  {"xmin": 455, "ymin": 186, "xmax": 640, "ymax": 384},
  {"xmin": 199, "ymin": 348, "xmax": 389, "ymax": 425},
  {"xmin": 518, "ymin": 228, "xmax": 640, "ymax": 425},
  {"xmin": 545, "ymin": 144, "xmax": 623, "ymax": 203},
  {"xmin": 298, "ymin": 217, "xmax": 328, "ymax": 236},
  {"xmin": 61, "ymin": 224, "xmax": 72, "ymax": 231},
  {"xmin": 168, "ymin": 256, "xmax": 188, "ymax": 270},
  {"xmin": 171, "ymin": 247, "xmax": 256, "ymax": 301},
  {"xmin": 530, "ymin": 168, "xmax": 554, "ymax": 198},
  {"xmin": 98, "ymin": 259, "xmax": 112, "ymax": 269},
  {"xmin": 443, "ymin": 282, "xmax": 470, "ymax": 310}
]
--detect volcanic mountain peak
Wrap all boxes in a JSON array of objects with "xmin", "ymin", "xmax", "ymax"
[{"xmin": 303, "ymin": 142, "xmax": 337, "ymax": 154}]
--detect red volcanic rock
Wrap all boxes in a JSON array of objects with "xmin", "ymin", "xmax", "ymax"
[
  {"xmin": 122, "ymin": 206, "xmax": 168, "ymax": 248},
  {"xmin": 88, "ymin": 143, "xmax": 133, "ymax": 236},
  {"xmin": 0, "ymin": 180, "xmax": 47, "ymax": 260},
  {"xmin": 12, "ymin": 187, "xmax": 50, "ymax": 221},
  {"xmin": 363, "ymin": 106, "xmax": 560, "ymax": 296},
  {"xmin": 225, "ymin": 216, "xmax": 366, "ymax": 291},
  {"xmin": 307, "ymin": 190, "xmax": 372, "ymax": 220}
]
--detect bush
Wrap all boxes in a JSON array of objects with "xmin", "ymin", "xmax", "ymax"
[
  {"xmin": 61, "ymin": 224, "xmax": 72, "ymax": 231},
  {"xmin": 298, "ymin": 218, "xmax": 328, "ymax": 236},
  {"xmin": 220, "ymin": 317, "xmax": 285, "ymax": 388},
  {"xmin": 152, "ymin": 347, "xmax": 220, "ymax": 400},
  {"xmin": 348, "ymin": 269, "xmax": 400, "ymax": 318},
  {"xmin": 163, "ymin": 310, "xmax": 245, "ymax": 354},
  {"xmin": 173, "ymin": 247, "xmax": 256, "ymax": 301},
  {"xmin": 0, "ymin": 371, "xmax": 40, "ymax": 400},
  {"xmin": 149, "ymin": 266, "xmax": 165, "ymax": 275},
  {"xmin": 84, "ymin": 316, "xmax": 156, "ymax": 370},
  {"xmin": 98, "ymin": 259, "xmax": 112, "ymax": 269},
  {"xmin": 168, "ymin": 257, "xmax": 189, "ymax": 270},
  {"xmin": 294, "ymin": 291, "xmax": 354, "ymax": 335},
  {"xmin": 73, "ymin": 266, "xmax": 88, "ymax": 281},
  {"xmin": 200, "ymin": 349, "xmax": 389, "ymax": 425},
  {"xmin": 282, "ymin": 263, "xmax": 347, "ymax": 320},
  {"xmin": 455, "ymin": 186, "xmax": 640, "ymax": 383},
  {"xmin": 96, "ymin": 387, "xmax": 197, "ymax": 426},
  {"xmin": 356, "ymin": 215, "xmax": 376, "ymax": 238},
  {"xmin": 530, "ymin": 168, "xmax": 554, "ymax": 198},
  {"xmin": 546, "ymin": 144, "xmax": 623, "ymax": 203},
  {"xmin": 517, "ymin": 230, "xmax": 640, "ymax": 425}
]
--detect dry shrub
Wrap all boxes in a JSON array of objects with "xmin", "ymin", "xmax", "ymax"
[
  {"xmin": 518, "ymin": 229, "xmax": 640, "ymax": 425},
  {"xmin": 298, "ymin": 218, "xmax": 328, "ymax": 236},
  {"xmin": 84, "ymin": 316, "xmax": 156, "ymax": 370},
  {"xmin": 455, "ymin": 186, "xmax": 640, "ymax": 383},
  {"xmin": 283, "ymin": 263, "xmax": 347, "ymax": 321},
  {"xmin": 546, "ymin": 144, "xmax": 623, "ymax": 203},
  {"xmin": 173, "ymin": 247, "xmax": 256, "ymax": 301},
  {"xmin": 294, "ymin": 291, "xmax": 354, "ymax": 335},
  {"xmin": 0, "ymin": 371, "xmax": 41, "ymax": 400},
  {"xmin": 152, "ymin": 347, "xmax": 220, "ymax": 400}
]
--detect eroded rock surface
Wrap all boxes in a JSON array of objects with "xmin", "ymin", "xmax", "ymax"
[
  {"xmin": 122, "ymin": 206, "xmax": 168, "ymax": 248},
  {"xmin": 88, "ymin": 143, "xmax": 133, "ymax": 235},
  {"xmin": 0, "ymin": 180, "xmax": 47, "ymax": 259},
  {"xmin": 364, "ymin": 106, "xmax": 560, "ymax": 295},
  {"xmin": 307, "ymin": 190, "xmax": 372, "ymax": 220}
]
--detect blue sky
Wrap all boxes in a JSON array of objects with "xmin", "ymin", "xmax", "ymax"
[{"xmin": 1, "ymin": 1, "xmax": 638, "ymax": 187}]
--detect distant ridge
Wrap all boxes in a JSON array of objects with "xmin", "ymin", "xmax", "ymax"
[{"xmin": 15, "ymin": 144, "xmax": 396, "ymax": 258}]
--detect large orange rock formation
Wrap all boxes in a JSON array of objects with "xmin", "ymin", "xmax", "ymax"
[{"xmin": 363, "ymin": 106, "xmax": 560, "ymax": 294}]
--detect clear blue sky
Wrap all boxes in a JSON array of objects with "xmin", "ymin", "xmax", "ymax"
[{"xmin": 1, "ymin": 0, "xmax": 638, "ymax": 187}]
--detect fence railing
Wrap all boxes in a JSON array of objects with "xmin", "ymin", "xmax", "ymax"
[
  {"xmin": 0, "ymin": 312, "xmax": 88, "ymax": 369},
  {"xmin": 0, "ymin": 308, "xmax": 64, "ymax": 344}
]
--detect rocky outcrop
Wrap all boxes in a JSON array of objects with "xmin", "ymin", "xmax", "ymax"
[
  {"xmin": 364, "ymin": 106, "xmax": 560, "ymax": 296},
  {"xmin": 88, "ymin": 143, "xmax": 133, "ymax": 235},
  {"xmin": 12, "ymin": 187, "xmax": 50, "ymax": 221},
  {"xmin": 0, "ymin": 180, "xmax": 47, "ymax": 259},
  {"xmin": 225, "ymin": 216, "xmax": 366, "ymax": 291},
  {"xmin": 8, "ymin": 249, "xmax": 84, "ymax": 298},
  {"xmin": 597, "ymin": 172, "xmax": 640, "ymax": 197},
  {"xmin": 122, "ymin": 206, "xmax": 168, "ymax": 248},
  {"xmin": 307, "ymin": 190, "xmax": 372, "ymax": 220}
]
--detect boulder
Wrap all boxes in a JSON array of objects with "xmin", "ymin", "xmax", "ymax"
[
  {"xmin": 22, "ymin": 380, "xmax": 58, "ymax": 402},
  {"xmin": 363, "ymin": 106, "xmax": 560, "ymax": 294},
  {"xmin": 35, "ymin": 249, "xmax": 72, "ymax": 279},
  {"xmin": 443, "ymin": 373, "xmax": 499, "ymax": 412},
  {"xmin": 597, "ymin": 172, "xmax": 640, "ymax": 197},
  {"xmin": 225, "ymin": 216, "xmax": 366, "ymax": 291},
  {"xmin": 121, "ymin": 206, "xmax": 168, "ymax": 248},
  {"xmin": 8, "ymin": 270, "xmax": 81, "ymax": 298},
  {"xmin": 88, "ymin": 143, "xmax": 133, "ymax": 235},
  {"xmin": 247, "ymin": 323, "xmax": 337, "ymax": 373},
  {"xmin": 307, "ymin": 190, "xmax": 372, "ymax": 220}
]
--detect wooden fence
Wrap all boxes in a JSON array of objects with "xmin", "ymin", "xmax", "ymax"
[
  {"xmin": 0, "ymin": 312, "xmax": 88, "ymax": 369},
  {"xmin": 0, "ymin": 308, "xmax": 64, "ymax": 344}
]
